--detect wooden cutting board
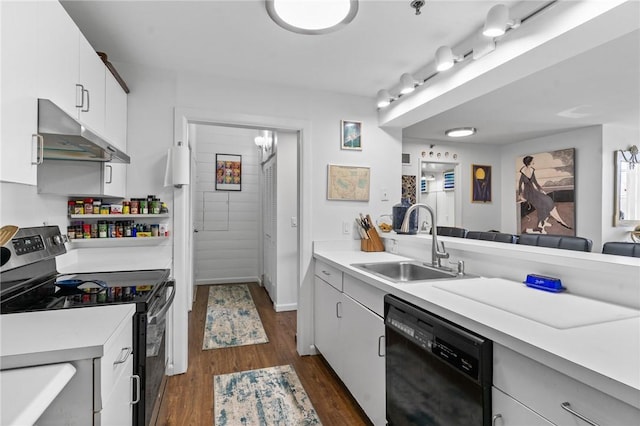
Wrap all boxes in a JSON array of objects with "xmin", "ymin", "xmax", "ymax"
[{"xmin": 0, "ymin": 225, "xmax": 18, "ymax": 246}]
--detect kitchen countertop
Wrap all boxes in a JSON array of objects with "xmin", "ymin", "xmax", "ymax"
[
  {"xmin": 0, "ymin": 304, "xmax": 136, "ymax": 370},
  {"xmin": 313, "ymin": 247, "xmax": 640, "ymax": 409}
]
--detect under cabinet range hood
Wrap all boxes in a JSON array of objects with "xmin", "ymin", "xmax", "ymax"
[{"xmin": 37, "ymin": 99, "xmax": 130, "ymax": 163}]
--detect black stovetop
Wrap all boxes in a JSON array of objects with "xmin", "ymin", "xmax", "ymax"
[{"xmin": 1, "ymin": 268, "xmax": 170, "ymax": 314}]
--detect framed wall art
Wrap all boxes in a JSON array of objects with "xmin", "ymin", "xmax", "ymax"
[
  {"xmin": 216, "ymin": 154, "xmax": 242, "ymax": 191},
  {"xmin": 515, "ymin": 148, "xmax": 575, "ymax": 235},
  {"xmin": 341, "ymin": 120, "xmax": 362, "ymax": 150},
  {"xmin": 471, "ymin": 164, "xmax": 492, "ymax": 203},
  {"xmin": 327, "ymin": 164, "xmax": 370, "ymax": 201}
]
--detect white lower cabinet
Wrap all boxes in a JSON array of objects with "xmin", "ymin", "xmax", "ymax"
[
  {"xmin": 341, "ymin": 294, "xmax": 386, "ymax": 426},
  {"xmin": 314, "ymin": 265, "xmax": 386, "ymax": 426},
  {"xmin": 492, "ymin": 387, "xmax": 554, "ymax": 425},
  {"xmin": 493, "ymin": 343, "xmax": 640, "ymax": 426},
  {"xmin": 37, "ymin": 159, "xmax": 127, "ymax": 198}
]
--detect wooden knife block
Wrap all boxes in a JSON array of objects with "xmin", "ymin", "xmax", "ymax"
[{"xmin": 361, "ymin": 227, "xmax": 385, "ymax": 252}]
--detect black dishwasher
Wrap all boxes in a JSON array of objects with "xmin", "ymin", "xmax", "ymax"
[{"xmin": 384, "ymin": 294, "xmax": 492, "ymax": 426}]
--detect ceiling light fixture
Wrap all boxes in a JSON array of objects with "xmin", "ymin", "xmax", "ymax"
[
  {"xmin": 435, "ymin": 46, "xmax": 463, "ymax": 72},
  {"xmin": 483, "ymin": 4, "xmax": 520, "ymax": 37},
  {"xmin": 265, "ymin": 0, "xmax": 358, "ymax": 35},
  {"xmin": 400, "ymin": 73, "xmax": 419, "ymax": 94},
  {"xmin": 445, "ymin": 127, "xmax": 477, "ymax": 138},
  {"xmin": 377, "ymin": 89, "xmax": 393, "ymax": 108}
]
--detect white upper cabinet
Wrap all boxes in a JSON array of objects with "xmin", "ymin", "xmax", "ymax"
[
  {"xmin": 104, "ymin": 72, "xmax": 128, "ymax": 151},
  {"xmin": 77, "ymin": 33, "xmax": 106, "ymax": 135},
  {"xmin": 36, "ymin": 0, "xmax": 80, "ymax": 118},
  {"xmin": 0, "ymin": 1, "xmax": 39, "ymax": 185}
]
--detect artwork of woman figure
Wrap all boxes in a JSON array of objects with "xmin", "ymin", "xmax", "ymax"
[{"xmin": 517, "ymin": 155, "xmax": 572, "ymax": 232}]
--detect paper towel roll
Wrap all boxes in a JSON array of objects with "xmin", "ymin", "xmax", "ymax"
[{"xmin": 171, "ymin": 143, "xmax": 190, "ymax": 186}]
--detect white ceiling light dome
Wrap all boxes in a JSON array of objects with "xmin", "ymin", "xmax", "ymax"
[{"xmin": 266, "ymin": 0, "xmax": 359, "ymax": 35}]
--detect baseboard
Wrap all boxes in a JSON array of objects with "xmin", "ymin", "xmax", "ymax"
[
  {"xmin": 196, "ymin": 276, "xmax": 260, "ymax": 285},
  {"xmin": 274, "ymin": 302, "xmax": 297, "ymax": 312}
]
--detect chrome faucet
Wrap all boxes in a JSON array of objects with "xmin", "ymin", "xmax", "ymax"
[{"xmin": 400, "ymin": 203, "xmax": 450, "ymax": 268}]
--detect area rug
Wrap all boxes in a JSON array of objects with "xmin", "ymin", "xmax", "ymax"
[
  {"xmin": 214, "ymin": 365, "xmax": 322, "ymax": 426},
  {"xmin": 202, "ymin": 284, "xmax": 269, "ymax": 350}
]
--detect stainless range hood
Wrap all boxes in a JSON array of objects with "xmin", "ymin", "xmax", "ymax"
[{"xmin": 38, "ymin": 99, "xmax": 130, "ymax": 164}]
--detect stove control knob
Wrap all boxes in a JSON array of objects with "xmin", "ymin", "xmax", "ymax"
[{"xmin": 52, "ymin": 235, "xmax": 63, "ymax": 245}]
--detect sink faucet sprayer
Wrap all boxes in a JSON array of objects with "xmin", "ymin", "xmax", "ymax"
[{"xmin": 400, "ymin": 203, "xmax": 450, "ymax": 268}]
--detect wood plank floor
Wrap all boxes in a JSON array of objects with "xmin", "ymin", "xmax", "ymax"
[{"xmin": 156, "ymin": 283, "xmax": 371, "ymax": 425}]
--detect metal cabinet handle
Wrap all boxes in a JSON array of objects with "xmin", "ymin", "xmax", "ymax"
[
  {"xmin": 561, "ymin": 402, "xmax": 600, "ymax": 426},
  {"xmin": 336, "ymin": 301, "xmax": 342, "ymax": 318},
  {"xmin": 31, "ymin": 134, "xmax": 44, "ymax": 165},
  {"xmin": 113, "ymin": 347, "xmax": 132, "ymax": 365},
  {"xmin": 321, "ymin": 270, "xmax": 331, "ymax": 276},
  {"xmin": 105, "ymin": 164, "xmax": 113, "ymax": 184},
  {"xmin": 82, "ymin": 88, "xmax": 90, "ymax": 112},
  {"xmin": 378, "ymin": 335, "xmax": 385, "ymax": 357},
  {"xmin": 148, "ymin": 281, "xmax": 176, "ymax": 325},
  {"xmin": 131, "ymin": 374, "xmax": 141, "ymax": 405},
  {"xmin": 76, "ymin": 84, "xmax": 84, "ymax": 108},
  {"xmin": 492, "ymin": 414, "xmax": 502, "ymax": 425}
]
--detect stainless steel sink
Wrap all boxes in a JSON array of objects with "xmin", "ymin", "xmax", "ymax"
[{"xmin": 351, "ymin": 261, "xmax": 470, "ymax": 283}]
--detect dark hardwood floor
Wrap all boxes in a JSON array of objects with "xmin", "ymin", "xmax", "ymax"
[{"xmin": 156, "ymin": 283, "xmax": 371, "ymax": 425}]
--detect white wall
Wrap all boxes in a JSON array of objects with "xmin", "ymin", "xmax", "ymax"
[
  {"xmin": 276, "ymin": 131, "xmax": 298, "ymax": 310},
  {"xmin": 192, "ymin": 124, "xmax": 261, "ymax": 284},
  {"xmin": 500, "ymin": 126, "xmax": 604, "ymax": 249},
  {"xmin": 402, "ymin": 138, "xmax": 503, "ymax": 232}
]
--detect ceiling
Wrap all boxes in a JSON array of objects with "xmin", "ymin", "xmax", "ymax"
[{"xmin": 61, "ymin": 1, "xmax": 639, "ymax": 144}]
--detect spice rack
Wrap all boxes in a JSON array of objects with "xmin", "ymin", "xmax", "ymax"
[{"xmin": 67, "ymin": 213, "xmax": 170, "ymax": 248}]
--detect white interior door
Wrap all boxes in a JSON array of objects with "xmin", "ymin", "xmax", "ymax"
[{"xmin": 262, "ymin": 156, "xmax": 277, "ymax": 299}]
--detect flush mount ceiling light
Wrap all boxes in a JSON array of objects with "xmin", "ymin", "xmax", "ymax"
[
  {"xmin": 400, "ymin": 73, "xmax": 419, "ymax": 94},
  {"xmin": 435, "ymin": 46, "xmax": 463, "ymax": 72},
  {"xmin": 445, "ymin": 127, "xmax": 477, "ymax": 138},
  {"xmin": 483, "ymin": 4, "xmax": 520, "ymax": 37},
  {"xmin": 265, "ymin": 0, "xmax": 358, "ymax": 35}
]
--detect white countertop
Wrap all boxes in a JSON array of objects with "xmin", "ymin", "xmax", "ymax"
[
  {"xmin": 0, "ymin": 304, "xmax": 136, "ymax": 370},
  {"xmin": 313, "ymin": 247, "xmax": 640, "ymax": 409},
  {"xmin": 1, "ymin": 363, "xmax": 76, "ymax": 426}
]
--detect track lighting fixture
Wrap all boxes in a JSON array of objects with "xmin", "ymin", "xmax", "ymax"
[
  {"xmin": 435, "ymin": 46, "xmax": 463, "ymax": 72},
  {"xmin": 483, "ymin": 4, "xmax": 520, "ymax": 37},
  {"xmin": 400, "ymin": 73, "xmax": 419, "ymax": 94},
  {"xmin": 377, "ymin": 89, "xmax": 393, "ymax": 108}
]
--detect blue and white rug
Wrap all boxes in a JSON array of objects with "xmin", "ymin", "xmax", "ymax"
[
  {"xmin": 214, "ymin": 365, "xmax": 322, "ymax": 426},
  {"xmin": 203, "ymin": 284, "xmax": 269, "ymax": 350}
]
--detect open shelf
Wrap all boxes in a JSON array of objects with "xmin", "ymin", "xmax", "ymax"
[{"xmin": 68, "ymin": 236, "xmax": 170, "ymax": 248}]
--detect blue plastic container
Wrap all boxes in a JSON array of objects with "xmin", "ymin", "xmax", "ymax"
[{"xmin": 524, "ymin": 274, "xmax": 565, "ymax": 292}]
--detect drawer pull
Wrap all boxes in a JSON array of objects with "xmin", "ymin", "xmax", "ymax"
[
  {"xmin": 322, "ymin": 270, "xmax": 331, "ymax": 276},
  {"xmin": 131, "ymin": 374, "xmax": 141, "ymax": 405},
  {"xmin": 336, "ymin": 301, "xmax": 342, "ymax": 318},
  {"xmin": 561, "ymin": 402, "xmax": 600, "ymax": 426},
  {"xmin": 492, "ymin": 414, "xmax": 502, "ymax": 425},
  {"xmin": 113, "ymin": 347, "xmax": 132, "ymax": 365}
]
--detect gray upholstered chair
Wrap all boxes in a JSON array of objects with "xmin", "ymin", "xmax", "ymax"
[
  {"xmin": 465, "ymin": 231, "xmax": 518, "ymax": 244},
  {"xmin": 602, "ymin": 242, "xmax": 640, "ymax": 257},
  {"xmin": 517, "ymin": 233, "xmax": 592, "ymax": 252},
  {"xmin": 433, "ymin": 226, "xmax": 468, "ymax": 238}
]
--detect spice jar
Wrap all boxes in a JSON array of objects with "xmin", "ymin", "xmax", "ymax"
[
  {"xmin": 93, "ymin": 200, "xmax": 101, "ymax": 214},
  {"xmin": 124, "ymin": 221, "xmax": 132, "ymax": 237},
  {"xmin": 151, "ymin": 224, "xmax": 159, "ymax": 237},
  {"xmin": 84, "ymin": 198, "xmax": 94, "ymax": 215},
  {"xmin": 74, "ymin": 200, "xmax": 85, "ymax": 215},
  {"xmin": 83, "ymin": 223, "xmax": 91, "ymax": 239},
  {"xmin": 67, "ymin": 225, "xmax": 76, "ymax": 240},
  {"xmin": 108, "ymin": 221, "xmax": 116, "ymax": 238},
  {"xmin": 68, "ymin": 201, "xmax": 75, "ymax": 215},
  {"xmin": 140, "ymin": 199, "xmax": 148, "ymax": 214},
  {"xmin": 130, "ymin": 199, "xmax": 140, "ymax": 215},
  {"xmin": 100, "ymin": 205, "xmax": 110, "ymax": 215},
  {"xmin": 150, "ymin": 198, "xmax": 160, "ymax": 214},
  {"xmin": 98, "ymin": 221, "xmax": 107, "ymax": 238},
  {"xmin": 122, "ymin": 201, "xmax": 130, "ymax": 215}
]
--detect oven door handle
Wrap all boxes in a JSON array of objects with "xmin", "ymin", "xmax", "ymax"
[{"xmin": 148, "ymin": 280, "xmax": 176, "ymax": 325}]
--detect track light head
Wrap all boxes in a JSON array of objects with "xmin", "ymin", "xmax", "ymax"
[
  {"xmin": 377, "ymin": 89, "xmax": 393, "ymax": 108},
  {"xmin": 435, "ymin": 46, "xmax": 462, "ymax": 72},
  {"xmin": 400, "ymin": 73, "xmax": 418, "ymax": 94},
  {"xmin": 483, "ymin": 4, "xmax": 520, "ymax": 37}
]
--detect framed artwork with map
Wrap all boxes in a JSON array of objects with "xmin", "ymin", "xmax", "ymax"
[{"xmin": 327, "ymin": 164, "xmax": 370, "ymax": 201}]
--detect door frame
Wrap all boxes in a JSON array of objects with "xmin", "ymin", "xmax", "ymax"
[{"xmin": 169, "ymin": 107, "xmax": 313, "ymax": 375}]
